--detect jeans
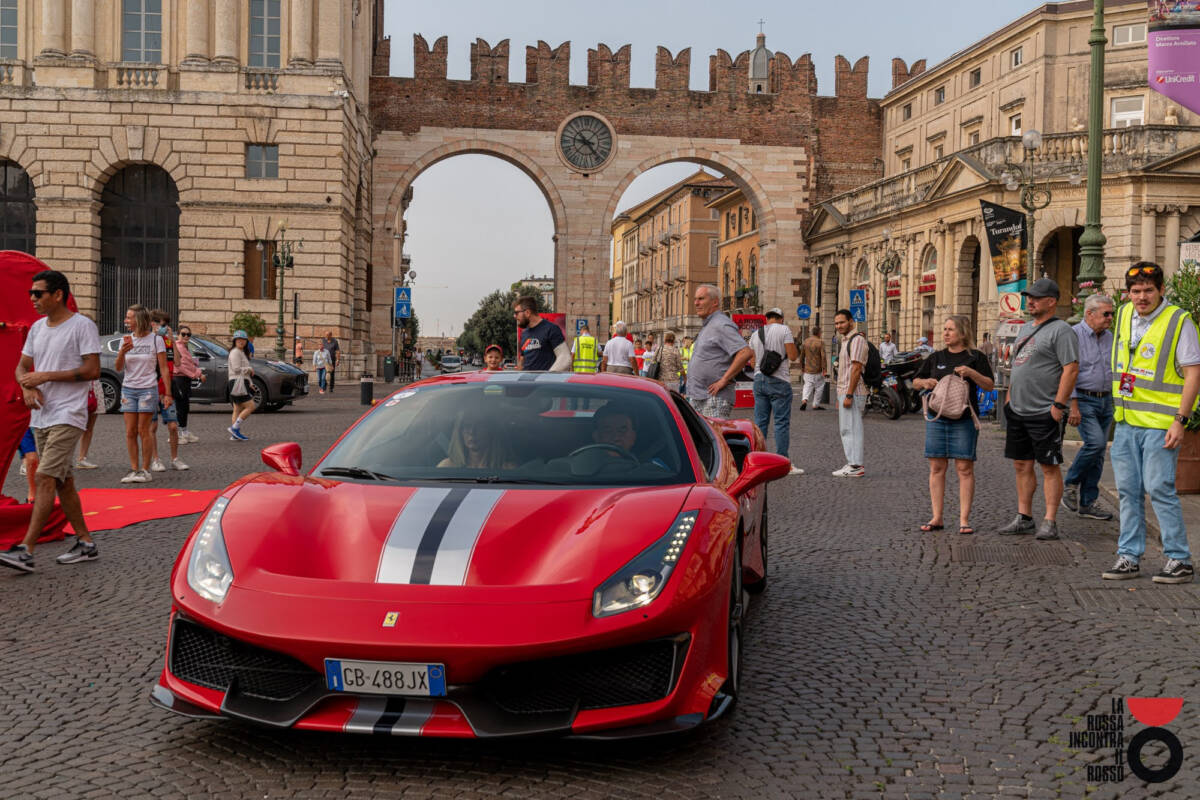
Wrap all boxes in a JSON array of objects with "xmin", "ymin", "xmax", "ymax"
[
  {"xmin": 1111, "ymin": 423, "xmax": 1192, "ymax": 564},
  {"xmin": 317, "ymin": 367, "xmax": 327, "ymax": 390},
  {"xmin": 1064, "ymin": 394, "xmax": 1113, "ymax": 507},
  {"xmin": 753, "ymin": 373, "xmax": 793, "ymax": 458},
  {"xmin": 838, "ymin": 395, "xmax": 866, "ymax": 466},
  {"xmin": 801, "ymin": 373, "xmax": 825, "ymax": 407}
]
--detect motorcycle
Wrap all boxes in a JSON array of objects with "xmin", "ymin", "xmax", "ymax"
[
  {"xmin": 863, "ymin": 368, "xmax": 904, "ymax": 420},
  {"xmin": 886, "ymin": 351, "xmax": 926, "ymax": 414}
]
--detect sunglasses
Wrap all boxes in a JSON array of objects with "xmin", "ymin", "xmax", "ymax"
[
  {"xmin": 179, "ymin": 332, "xmax": 191, "ymax": 337},
  {"xmin": 1098, "ymin": 311, "xmax": 1114, "ymax": 318},
  {"xmin": 1127, "ymin": 265, "xmax": 1160, "ymax": 278},
  {"xmin": 28, "ymin": 289, "xmax": 47, "ymax": 298}
]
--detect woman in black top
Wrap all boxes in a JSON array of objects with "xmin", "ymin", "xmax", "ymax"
[{"xmin": 911, "ymin": 315, "xmax": 995, "ymax": 535}]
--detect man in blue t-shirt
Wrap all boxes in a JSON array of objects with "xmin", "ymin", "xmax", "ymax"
[{"xmin": 514, "ymin": 296, "xmax": 569, "ymax": 371}]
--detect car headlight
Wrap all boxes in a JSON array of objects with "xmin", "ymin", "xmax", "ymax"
[
  {"xmin": 187, "ymin": 497, "xmax": 234, "ymax": 603},
  {"xmin": 592, "ymin": 511, "xmax": 697, "ymax": 618}
]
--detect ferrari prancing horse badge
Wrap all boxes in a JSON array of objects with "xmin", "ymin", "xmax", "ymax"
[{"xmin": 383, "ymin": 611, "xmax": 399, "ymax": 628}]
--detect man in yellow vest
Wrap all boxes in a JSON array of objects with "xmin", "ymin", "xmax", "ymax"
[
  {"xmin": 679, "ymin": 336, "xmax": 693, "ymax": 393},
  {"xmin": 571, "ymin": 324, "xmax": 599, "ymax": 374},
  {"xmin": 1103, "ymin": 262, "xmax": 1200, "ymax": 584}
]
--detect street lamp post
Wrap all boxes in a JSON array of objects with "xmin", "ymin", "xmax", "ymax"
[
  {"xmin": 999, "ymin": 129, "xmax": 1083, "ymax": 283},
  {"xmin": 392, "ymin": 269, "xmax": 416, "ymax": 375},
  {"xmin": 1076, "ymin": 0, "xmax": 1108, "ymax": 291},
  {"xmin": 876, "ymin": 228, "xmax": 906, "ymax": 338},
  {"xmin": 258, "ymin": 222, "xmax": 302, "ymax": 361}
]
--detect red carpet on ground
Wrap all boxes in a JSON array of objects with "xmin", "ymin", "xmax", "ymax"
[{"xmin": 0, "ymin": 488, "xmax": 219, "ymax": 547}]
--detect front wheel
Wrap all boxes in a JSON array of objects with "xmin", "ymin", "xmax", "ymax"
[
  {"xmin": 249, "ymin": 377, "xmax": 269, "ymax": 410},
  {"xmin": 879, "ymin": 386, "xmax": 903, "ymax": 419},
  {"xmin": 99, "ymin": 375, "xmax": 121, "ymax": 414}
]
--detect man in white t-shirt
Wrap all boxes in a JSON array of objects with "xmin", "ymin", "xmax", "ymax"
[
  {"xmin": 750, "ymin": 309, "xmax": 802, "ymax": 474},
  {"xmin": 599, "ymin": 321, "xmax": 637, "ymax": 375},
  {"xmin": 1, "ymin": 270, "xmax": 102, "ymax": 574}
]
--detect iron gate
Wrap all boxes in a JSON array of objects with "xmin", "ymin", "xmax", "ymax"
[{"xmin": 98, "ymin": 262, "xmax": 179, "ymax": 335}]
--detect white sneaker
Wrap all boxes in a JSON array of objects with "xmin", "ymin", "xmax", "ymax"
[
  {"xmin": 832, "ymin": 464, "xmax": 865, "ymax": 478},
  {"xmin": 172, "ymin": 458, "xmax": 189, "ymax": 471},
  {"xmin": 788, "ymin": 465, "xmax": 805, "ymax": 476},
  {"xmin": 182, "ymin": 430, "xmax": 199, "ymax": 443},
  {"xmin": 75, "ymin": 458, "xmax": 99, "ymax": 469},
  {"xmin": 18, "ymin": 462, "xmax": 25, "ymax": 476},
  {"xmin": 120, "ymin": 470, "xmax": 140, "ymax": 484},
  {"xmin": 150, "ymin": 459, "xmax": 167, "ymax": 472},
  {"xmin": 128, "ymin": 470, "xmax": 150, "ymax": 483}
]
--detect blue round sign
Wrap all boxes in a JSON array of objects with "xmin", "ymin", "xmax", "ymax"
[{"xmin": 796, "ymin": 304, "xmax": 812, "ymax": 320}]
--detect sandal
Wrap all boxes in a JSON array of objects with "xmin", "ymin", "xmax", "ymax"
[
  {"xmin": 959, "ymin": 525, "xmax": 975, "ymax": 535},
  {"xmin": 920, "ymin": 522, "xmax": 944, "ymax": 532}
]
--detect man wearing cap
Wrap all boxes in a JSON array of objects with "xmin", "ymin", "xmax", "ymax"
[
  {"xmin": 999, "ymin": 277, "xmax": 1079, "ymax": 541},
  {"xmin": 1102, "ymin": 262, "xmax": 1199, "ymax": 584},
  {"xmin": 915, "ymin": 336, "xmax": 934, "ymax": 357},
  {"xmin": 751, "ymin": 309, "xmax": 802, "ymax": 473}
]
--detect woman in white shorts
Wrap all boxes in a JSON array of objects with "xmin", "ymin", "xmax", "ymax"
[{"xmin": 114, "ymin": 304, "xmax": 171, "ymax": 483}]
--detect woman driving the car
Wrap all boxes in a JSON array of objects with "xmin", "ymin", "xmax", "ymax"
[{"xmin": 437, "ymin": 407, "xmax": 513, "ymax": 470}]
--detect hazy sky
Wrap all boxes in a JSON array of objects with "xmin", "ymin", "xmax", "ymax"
[{"xmin": 384, "ymin": 0, "xmax": 1047, "ymax": 337}]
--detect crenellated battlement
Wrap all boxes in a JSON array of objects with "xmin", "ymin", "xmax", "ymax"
[
  {"xmin": 890, "ymin": 57, "xmax": 928, "ymax": 90},
  {"xmin": 526, "ymin": 40, "xmax": 570, "ymax": 87},
  {"xmin": 656, "ymin": 47, "xmax": 690, "ymax": 92},
  {"xmin": 587, "ymin": 44, "xmax": 631, "ymax": 89},
  {"xmin": 470, "ymin": 38, "xmax": 509, "ymax": 83}
]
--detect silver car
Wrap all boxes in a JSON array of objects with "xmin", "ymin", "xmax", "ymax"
[{"xmin": 97, "ymin": 333, "xmax": 308, "ymax": 413}]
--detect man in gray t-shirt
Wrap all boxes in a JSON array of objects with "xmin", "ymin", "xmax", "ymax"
[
  {"xmin": 999, "ymin": 278, "xmax": 1079, "ymax": 541},
  {"xmin": 686, "ymin": 285, "xmax": 753, "ymax": 418}
]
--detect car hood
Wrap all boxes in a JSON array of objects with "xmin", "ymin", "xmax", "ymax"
[{"xmin": 218, "ymin": 475, "xmax": 693, "ymax": 595}]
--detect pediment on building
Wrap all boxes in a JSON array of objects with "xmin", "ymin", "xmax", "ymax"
[
  {"xmin": 923, "ymin": 155, "xmax": 995, "ymax": 203},
  {"xmin": 1143, "ymin": 143, "xmax": 1200, "ymax": 174},
  {"xmin": 805, "ymin": 202, "xmax": 847, "ymax": 240}
]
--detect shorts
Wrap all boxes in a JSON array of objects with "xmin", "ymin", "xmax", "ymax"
[
  {"xmin": 1004, "ymin": 403, "xmax": 1065, "ymax": 465},
  {"xmin": 924, "ymin": 416, "xmax": 979, "ymax": 461},
  {"xmin": 230, "ymin": 394, "xmax": 252, "ymax": 405},
  {"xmin": 120, "ymin": 385, "xmax": 158, "ymax": 413},
  {"xmin": 606, "ymin": 365, "xmax": 634, "ymax": 375},
  {"xmin": 154, "ymin": 401, "xmax": 178, "ymax": 425},
  {"xmin": 17, "ymin": 428, "xmax": 36, "ymax": 457},
  {"xmin": 689, "ymin": 395, "xmax": 733, "ymax": 419},
  {"xmin": 32, "ymin": 424, "xmax": 83, "ymax": 482}
]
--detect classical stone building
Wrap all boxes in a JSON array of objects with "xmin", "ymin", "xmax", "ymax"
[
  {"xmin": 708, "ymin": 187, "xmax": 763, "ymax": 315},
  {"xmin": 611, "ymin": 170, "xmax": 730, "ymax": 340},
  {"xmin": 805, "ymin": 0, "xmax": 1200, "ymax": 349},
  {"xmin": 0, "ymin": 0, "xmax": 378, "ymax": 365}
]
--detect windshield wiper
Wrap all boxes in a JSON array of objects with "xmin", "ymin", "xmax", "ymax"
[
  {"xmin": 318, "ymin": 466, "xmax": 400, "ymax": 481},
  {"xmin": 434, "ymin": 476, "xmax": 567, "ymax": 485}
]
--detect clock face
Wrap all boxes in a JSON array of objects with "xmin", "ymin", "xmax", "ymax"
[{"xmin": 559, "ymin": 115, "xmax": 614, "ymax": 171}]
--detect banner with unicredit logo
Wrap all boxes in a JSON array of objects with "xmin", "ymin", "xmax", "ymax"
[{"xmin": 1149, "ymin": 1, "xmax": 1200, "ymax": 116}]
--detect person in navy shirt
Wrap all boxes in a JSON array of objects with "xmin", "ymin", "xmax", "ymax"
[{"xmin": 513, "ymin": 296, "xmax": 569, "ymax": 371}]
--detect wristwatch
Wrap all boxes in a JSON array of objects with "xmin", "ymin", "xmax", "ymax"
[
  {"xmin": 1175, "ymin": 413, "xmax": 1189, "ymax": 424},
  {"xmin": 1052, "ymin": 401, "xmax": 1068, "ymax": 411},
  {"xmin": 845, "ymin": 393, "xmax": 854, "ymax": 399}
]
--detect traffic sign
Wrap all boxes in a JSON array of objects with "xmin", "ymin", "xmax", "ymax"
[
  {"xmin": 851, "ymin": 305, "xmax": 866, "ymax": 322},
  {"xmin": 999, "ymin": 292, "xmax": 1023, "ymax": 317},
  {"xmin": 576, "ymin": 318, "xmax": 588, "ymax": 334},
  {"xmin": 395, "ymin": 287, "xmax": 411, "ymax": 303},
  {"xmin": 395, "ymin": 301, "xmax": 412, "ymax": 319},
  {"xmin": 849, "ymin": 289, "xmax": 866, "ymax": 306},
  {"xmin": 796, "ymin": 304, "xmax": 812, "ymax": 320}
]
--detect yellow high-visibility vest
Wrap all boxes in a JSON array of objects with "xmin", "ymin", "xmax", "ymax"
[
  {"xmin": 680, "ymin": 344, "xmax": 693, "ymax": 373},
  {"xmin": 573, "ymin": 334, "xmax": 598, "ymax": 373},
  {"xmin": 1112, "ymin": 302, "xmax": 1196, "ymax": 429}
]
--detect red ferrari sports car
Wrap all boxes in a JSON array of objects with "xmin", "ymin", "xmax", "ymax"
[{"xmin": 151, "ymin": 371, "xmax": 790, "ymax": 738}]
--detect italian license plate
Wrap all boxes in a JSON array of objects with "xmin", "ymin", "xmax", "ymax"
[
  {"xmin": 884, "ymin": 376, "xmax": 897, "ymax": 387},
  {"xmin": 324, "ymin": 659, "xmax": 447, "ymax": 697}
]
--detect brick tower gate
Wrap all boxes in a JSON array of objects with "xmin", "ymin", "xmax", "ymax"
[{"xmin": 369, "ymin": 34, "xmax": 885, "ymax": 349}]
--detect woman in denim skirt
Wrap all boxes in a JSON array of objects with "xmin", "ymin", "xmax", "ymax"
[{"xmin": 912, "ymin": 315, "xmax": 994, "ymax": 535}]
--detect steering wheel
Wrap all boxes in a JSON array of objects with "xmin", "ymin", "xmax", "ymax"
[{"xmin": 568, "ymin": 443, "xmax": 638, "ymax": 464}]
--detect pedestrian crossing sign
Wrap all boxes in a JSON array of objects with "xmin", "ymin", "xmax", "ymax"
[{"xmin": 395, "ymin": 301, "xmax": 411, "ymax": 319}]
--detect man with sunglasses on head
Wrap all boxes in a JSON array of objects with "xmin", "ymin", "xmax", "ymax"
[
  {"xmin": 1062, "ymin": 294, "xmax": 1116, "ymax": 521},
  {"xmin": 1, "ymin": 270, "xmax": 102, "ymax": 573},
  {"xmin": 1103, "ymin": 262, "xmax": 1200, "ymax": 584}
]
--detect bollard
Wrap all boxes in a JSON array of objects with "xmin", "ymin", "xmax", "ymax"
[{"xmin": 360, "ymin": 374, "xmax": 374, "ymax": 405}]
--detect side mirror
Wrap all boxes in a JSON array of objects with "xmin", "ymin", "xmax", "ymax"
[
  {"xmin": 261, "ymin": 442, "xmax": 302, "ymax": 476},
  {"xmin": 195, "ymin": 352, "xmax": 211, "ymax": 361},
  {"xmin": 727, "ymin": 451, "xmax": 791, "ymax": 499}
]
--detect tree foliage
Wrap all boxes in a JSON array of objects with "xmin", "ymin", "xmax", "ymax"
[
  {"xmin": 457, "ymin": 283, "xmax": 552, "ymax": 359},
  {"xmin": 229, "ymin": 311, "xmax": 267, "ymax": 338}
]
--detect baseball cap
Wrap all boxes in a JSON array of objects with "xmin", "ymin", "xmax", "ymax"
[
  {"xmin": 485, "ymin": 343, "xmax": 502, "ymax": 354},
  {"xmin": 765, "ymin": 307, "xmax": 784, "ymax": 319},
  {"xmin": 1021, "ymin": 277, "xmax": 1060, "ymax": 299},
  {"xmin": 918, "ymin": 337, "xmax": 929, "ymax": 344},
  {"xmin": 232, "ymin": 329, "xmax": 249, "ymax": 342}
]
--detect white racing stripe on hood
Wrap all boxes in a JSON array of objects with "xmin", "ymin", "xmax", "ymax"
[{"xmin": 376, "ymin": 487, "xmax": 505, "ymax": 585}]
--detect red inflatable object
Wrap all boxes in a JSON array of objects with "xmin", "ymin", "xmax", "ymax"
[{"xmin": 0, "ymin": 250, "xmax": 79, "ymax": 547}]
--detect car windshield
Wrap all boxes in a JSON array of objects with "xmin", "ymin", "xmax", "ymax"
[{"xmin": 317, "ymin": 380, "xmax": 694, "ymax": 487}]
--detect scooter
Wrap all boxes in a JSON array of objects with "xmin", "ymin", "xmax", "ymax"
[
  {"xmin": 864, "ymin": 367, "xmax": 904, "ymax": 420},
  {"xmin": 886, "ymin": 352, "xmax": 926, "ymax": 414}
]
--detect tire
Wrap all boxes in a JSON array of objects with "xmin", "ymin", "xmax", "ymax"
[
  {"xmin": 746, "ymin": 494, "xmax": 768, "ymax": 595},
  {"xmin": 99, "ymin": 375, "xmax": 121, "ymax": 414},
  {"xmin": 879, "ymin": 386, "xmax": 903, "ymax": 419},
  {"xmin": 249, "ymin": 377, "xmax": 269, "ymax": 410},
  {"xmin": 723, "ymin": 541, "xmax": 745, "ymax": 708}
]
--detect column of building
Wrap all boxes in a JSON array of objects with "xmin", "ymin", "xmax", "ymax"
[
  {"xmin": 184, "ymin": 0, "xmax": 210, "ymax": 64},
  {"xmin": 68, "ymin": 0, "xmax": 94, "ymax": 60},
  {"xmin": 213, "ymin": 0, "xmax": 239, "ymax": 64},
  {"xmin": 1165, "ymin": 206, "xmax": 1184, "ymax": 275},
  {"xmin": 290, "ymin": 0, "xmax": 314, "ymax": 66},
  {"xmin": 315, "ymin": 0, "xmax": 341, "ymax": 67},
  {"xmin": 38, "ymin": 0, "xmax": 66, "ymax": 57}
]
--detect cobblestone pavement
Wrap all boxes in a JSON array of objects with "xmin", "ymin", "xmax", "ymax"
[{"xmin": 2, "ymin": 387, "xmax": 1198, "ymax": 799}]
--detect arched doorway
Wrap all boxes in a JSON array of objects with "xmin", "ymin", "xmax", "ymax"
[
  {"xmin": 958, "ymin": 236, "xmax": 982, "ymax": 338},
  {"xmin": 822, "ymin": 264, "xmax": 840, "ymax": 343},
  {"xmin": 0, "ymin": 160, "xmax": 36, "ymax": 254},
  {"xmin": 99, "ymin": 164, "xmax": 179, "ymax": 333},
  {"xmin": 1040, "ymin": 226, "xmax": 1083, "ymax": 317}
]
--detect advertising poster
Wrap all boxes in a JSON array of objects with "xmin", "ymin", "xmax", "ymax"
[
  {"xmin": 1182, "ymin": 240, "xmax": 1200, "ymax": 273},
  {"xmin": 1149, "ymin": 1, "xmax": 1200, "ymax": 115},
  {"xmin": 980, "ymin": 200, "xmax": 1028, "ymax": 316}
]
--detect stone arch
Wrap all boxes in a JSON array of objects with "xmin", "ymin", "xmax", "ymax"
[
  {"xmin": 85, "ymin": 129, "xmax": 189, "ymax": 200},
  {"xmin": 919, "ymin": 241, "xmax": 938, "ymax": 274},
  {"xmin": 0, "ymin": 137, "xmax": 41, "ymax": 187},
  {"xmin": 822, "ymin": 263, "xmax": 841, "ymax": 343},
  {"xmin": 601, "ymin": 149, "xmax": 778, "ymax": 248},
  {"xmin": 957, "ymin": 235, "xmax": 982, "ymax": 336},
  {"xmin": 381, "ymin": 138, "xmax": 569, "ymax": 258}
]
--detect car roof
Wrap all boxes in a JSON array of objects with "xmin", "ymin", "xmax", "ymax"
[{"xmin": 402, "ymin": 370, "xmax": 676, "ymax": 398}]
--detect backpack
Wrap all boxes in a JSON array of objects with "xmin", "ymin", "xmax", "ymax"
[
  {"xmin": 850, "ymin": 333, "xmax": 884, "ymax": 389},
  {"xmin": 756, "ymin": 327, "xmax": 784, "ymax": 376},
  {"xmin": 923, "ymin": 372, "xmax": 981, "ymax": 430}
]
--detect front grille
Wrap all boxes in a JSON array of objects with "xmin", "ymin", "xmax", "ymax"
[
  {"xmin": 280, "ymin": 378, "xmax": 295, "ymax": 395},
  {"xmin": 483, "ymin": 636, "xmax": 688, "ymax": 715},
  {"xmin": 169, "ymin": 619, "xmax": 322, "ymax": 702}
]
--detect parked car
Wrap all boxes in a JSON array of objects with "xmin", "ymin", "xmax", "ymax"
[
  {"xmin": 471, "ymin": 356, "xmax": 482, "ymax": 367},
  {"xmin": 98, "ymin": 333, "xmax": 308, "ymax": 414},
  {"xmin": 440, "ymin": 355, "xmax": 462, "ymax": 373}
]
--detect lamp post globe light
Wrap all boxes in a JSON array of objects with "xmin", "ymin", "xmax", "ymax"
[
  {"xmin": 257, "ymin": 222, "xmax": 303, "ymax": 361},
  {"xmin": 998, "ymin": 129, "xmax": 1083, "ymax": 282},
  {"xmin": 876, "ymin": 227, "xmax": 905, "ymax": 279}
]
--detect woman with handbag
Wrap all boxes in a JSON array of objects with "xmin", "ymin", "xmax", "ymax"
[{"xmin": 911, "ymin": 315, "xmax": 994, "ymax": 534}]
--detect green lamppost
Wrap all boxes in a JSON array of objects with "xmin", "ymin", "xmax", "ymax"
[
  {"xmin": 257, "ymin": 221, "xmax": 303, "ymax": 361},
  {"xmin": 1076, "ymin": 0, "xmax": 1108, "ymax": 293}
]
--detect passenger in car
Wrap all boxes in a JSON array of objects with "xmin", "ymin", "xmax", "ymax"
[{"xmin": 438, "ymin": 408, "xmax": 513, "ymax": 470}]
